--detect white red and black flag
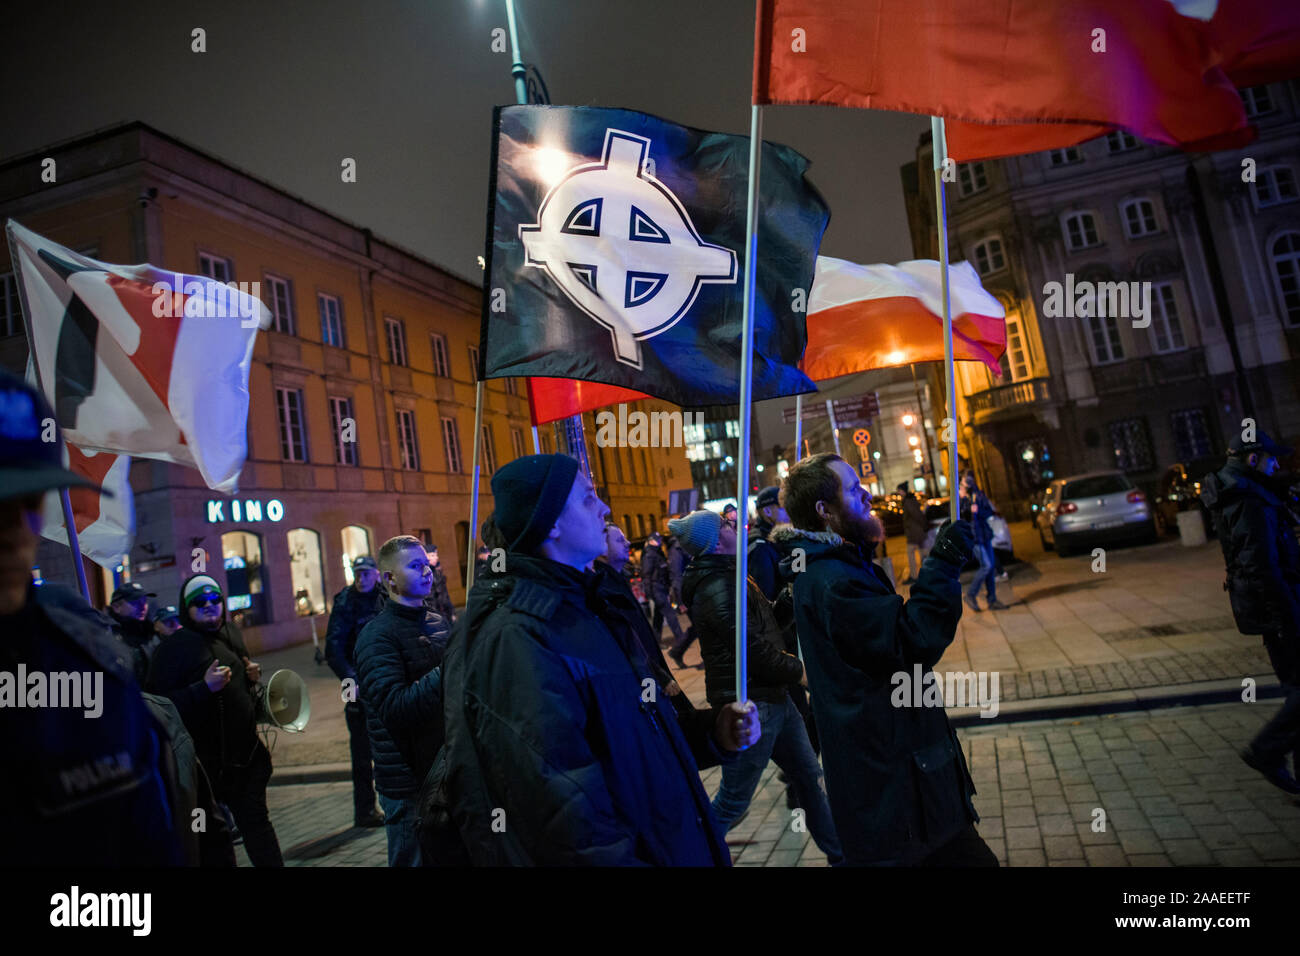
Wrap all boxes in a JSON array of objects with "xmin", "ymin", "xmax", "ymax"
[
  {"xmin": 480, "ymin": 105, "xmax": 830, "ymax": 407},
  {"xmin": 6, "ymin": 220, "xmax": 269, "ymax": 493},
  {"xmin": 37, "ymin": 440, "xmax": 134, "ymax": 569}
]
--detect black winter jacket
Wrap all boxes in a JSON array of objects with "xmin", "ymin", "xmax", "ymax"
[
  {"xmin": 641, "ymin": 542, "xmax": 671, "ymax": 597},
  {"xmin": 959, "ymin": 488, "xmax": 995, "ymax": 545},
  {"xmin": 771, "ymin": 525, "xmax": 978, "ymax": 866},
  {"xmin": 147, "ymin": 584, "xmax": 263, "ymax": 784},
  {"xmin": 440, "ymin": 554, "xmax": 733, "ymax": 866},
  {"xmin": 681, "ymin": 552, "xmax": 803, "ymax": 706},
  {"xmin": 108, "ymin": 609, "xmax": 160, "ymax": 686},
  {"xmin": 354, "ymin": 601, "xmax": 448, "ymax": 797},
  {"xmin": 427, "ymin": 566, "xmax": 456, "ymax": 623},
  {"xmin": 1201, "ymin": 458, "xmax": 1300, "ymax": 635},
  {"xmin": 325, "ymin": 584, "xmax": 384, "ymax": 683}
]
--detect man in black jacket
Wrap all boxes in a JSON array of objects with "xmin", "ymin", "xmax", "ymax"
[
  {"xmin": 749, "ymin": 486, "xmax": 788, "ymax": 602},
  {"xmin": 900, "ymin": 482, "xmax": 928, "ymax": 586},
  {"xmin": 325, "ymin": 555, "xmax": 386, "ymax": 828},
  {"xmin": 107, "ymin": 581, "xmax": 159, "ymax": 685},
  {"xmin": 425, "ymin": 544, "xmax": 456, "ymax": 625},
  {"xmin": 441, "ymin": 454, "xmax": 759, "ymax": 865},
  {"xmin": 773, "ymin": 453, "xmax": 995, "ymax": 866},
  {"xmin": 148, "ymin": 572, "xmax": 284, "ymax": 866},
  {"xmin": 0, "ymin": 370, "xmax": 188, "ymax": 866},
  {"xmin": 672, "ymin": 508, "xmax": 842, "ymax": 863},
  {"xmin": 1202, "ymin": 431, "xmax": 1300, "ymax": 794},
  {"xmin": 644, "ymin": 531, "xmax": 688, "ymax": 653},
  {"xmin": 355, "ymin": 536, "xmax": 448, "ymax": 866}
]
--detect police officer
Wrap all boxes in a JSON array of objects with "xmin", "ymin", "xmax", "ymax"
[
  {"xmin": 1202, "ymin": 431, "xmax": 1300, "ymax": 794},
  {"xmin": 0, "ymin": 370, "xmax": 187, "ymax": 865},
  {"xmin": 153, "ymin": 603, "xmax": 182, "ymax": 638},
  {"xmin": 107, "ymin": 581, "xmax": 159, "ymax": 684},
  {"xmin": 326, "ymin": 555, "xmax": 386, "ymax": 828}
]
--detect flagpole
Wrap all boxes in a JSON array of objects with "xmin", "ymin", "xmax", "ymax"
[
  {"xmin": 734, "ymin": 103, "xmax": 763, "ymax": 717},
  {"xmin": 825, "ymin": 398, "xmax": 841, "ymax": 456},
  {"xmin": 931, "ymin": 117, "xmax": 959, "ymax": 523},
  {"xmin": 6, "ymin": 226, "xmax": 93, "ymax": 603},
  {"xmin": 793, "ymin": 393, "xmax": 803, "ymax": 462},
  {"xmin": 531, "ymin": 425, "xmax": 540, "ymax": 454}
]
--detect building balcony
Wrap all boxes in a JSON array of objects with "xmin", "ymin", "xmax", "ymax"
[
  {"xmin": 1090, "ymin": 350, "xmax": 1206, "ymax": 395},
  {"xmin": 967, "ymin": 377, "xmax": 1053, "ymax": 422}
]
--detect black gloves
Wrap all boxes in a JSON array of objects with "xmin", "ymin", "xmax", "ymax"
[{"xmin": 930, "ymin": 518, "xmax": 975, "ymax": 568}]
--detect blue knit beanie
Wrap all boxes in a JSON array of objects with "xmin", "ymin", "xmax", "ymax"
[
  {"xmin": 668, "ymin": 509, "xmax": 723, "ymax": 558},
  {"xmin": 490, "ymin": 454, "xmax": 581, "ymax": 554}
]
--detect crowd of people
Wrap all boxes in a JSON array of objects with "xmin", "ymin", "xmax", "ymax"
[{"xmin": 5, "ymin": 358, "xmax": 1299, "ymax": 867}]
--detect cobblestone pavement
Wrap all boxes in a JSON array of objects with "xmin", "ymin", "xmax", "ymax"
[{"xmin": 243, "ymin": 699, "xmax": 1300, "ymax": 867}]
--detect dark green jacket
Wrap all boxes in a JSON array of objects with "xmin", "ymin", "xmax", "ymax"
[{"xmin": 770, "ymin": 525, "xmax": 978, "ymax": 865}]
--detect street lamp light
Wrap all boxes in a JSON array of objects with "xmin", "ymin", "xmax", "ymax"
[{"xmin": 902, "ymin": 413, "xmax": 915, "ymax": 427}]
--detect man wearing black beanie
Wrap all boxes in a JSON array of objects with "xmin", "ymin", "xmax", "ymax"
[{"xmin": 440, "ymin": 454, "xmax": 760, "ymax": 865}]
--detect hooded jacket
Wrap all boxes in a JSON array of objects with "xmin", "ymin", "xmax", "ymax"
[
  {"xmin": 439, "ymin": 553, "xmax": 732, "ymax": 866},
  {"xmin": 146, "ymin": 574, "xmax": 263, "ymax": 781},
  {"xmin": 325, "ymin": 582, "xmax": 384, "ymax": 683},
  {"xmin": 108, "ymin": 609, "xmax": 160, "ymax": 685},
  {"xmin": 748, "ymin": 519, "xmax": 784, "ymax": 601},
  {"xmin": 681, "ymin": 552, "xmax": 803, "ymax": 706},
  {"xmin": 354, "ymin": 599, "xmax": 448, "ymax": 798},
  {"xmin": 1201, "ymin": 458, "xmax": 1300, "ymax": 635},
  {"xmin": 641, "ymin": 541, "xmax": 671, "ymax": 597},
  {"xmin": 770, "ymin": 524, "xmax": 978, "ymax": 865}
]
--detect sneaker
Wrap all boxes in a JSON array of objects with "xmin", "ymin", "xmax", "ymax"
[
  {"xmin": 668, "ymin": 648, "xmax": 687, "ymax": 669},
  {"xmin": 355, "ymin": 809, "xmax": 386, "ymax": 829},
  {"xmin": 987, "ymin": 600, "xmax": 1011, "ymax": 610},
  {"xmin": 996, "ymin": 571, "xmax": 1010, "ymax": 582},
  {"xmin": 963, "ymin": 595, "xmax": 981, "ymax": 613},
  {"xmin": 1241, "ymin": 749, "xmax": 1300, "ymax": 794}
]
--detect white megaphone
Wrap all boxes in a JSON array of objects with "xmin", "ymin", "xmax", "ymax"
[{"xmin": 258, "ymin": 669, "xmax": 311, "ymax": 733}]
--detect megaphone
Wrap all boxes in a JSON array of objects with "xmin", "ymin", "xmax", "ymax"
[{"xmin": 258, "ymin": 669, "xmax": 311, "ymax": 733}]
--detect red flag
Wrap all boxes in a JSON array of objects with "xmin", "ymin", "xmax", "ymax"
[
  {"xmin": 39, "ymin": 443, "xmax": 135, "ymax": 568},
  {"xmin": 754, "ymin": 0, "xmax": 1255, "ymax": 155},
  {"xmin": 525, "ymin": 378, "xmax": 652, "ymax": 427}
]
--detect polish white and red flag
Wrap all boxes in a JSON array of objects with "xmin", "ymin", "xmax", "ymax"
[
  {"xmin": 6, "ymin": 219, "xmax": 269, "ymax": 494},
  {"xmin": 36, "ymin": 434, "xmax": 135, "ymax": 568}
]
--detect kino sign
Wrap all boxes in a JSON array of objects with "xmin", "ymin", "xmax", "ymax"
[{"xmin": 206, "ymin": 499, "xmax": 285, "ymax": 523}]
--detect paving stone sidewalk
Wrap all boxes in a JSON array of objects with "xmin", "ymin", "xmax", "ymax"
[{"xmin": 243, "ymin": 699, "xmax": 1300, "ymax": 868}]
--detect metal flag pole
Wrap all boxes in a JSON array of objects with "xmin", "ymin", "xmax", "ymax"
[
  {"xmin": 6, "ymin": 225, "xmax": 92, "ymax": 603},
  {"xmin": 825, "ymin": 398, "xmax": 841, "ymax": 456},
  {"xmin": 531, "ymin": 424, "xmax": 540, "ymax": 454},
  {"xmin": 793, "ymin": 393, "xmax": 803, "ymax": 462},
  {"xmin": 733, "ymin": 103, "xmax": 764, "ymax": 715},
  {"xmin": 931, "ymin": 117, "xmax": 959, "ymax": 523}
]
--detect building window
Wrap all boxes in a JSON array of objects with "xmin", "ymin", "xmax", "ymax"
[
  {"xmin": 1106, "ymin": 131, "xmax": 1139, "ymax": 153},
  {"xmin": 1241, "ymin": 85, "xmax": 1275, "ymax": 118},
  {"xmin": 441, "ymin": 416, "xmax": 463, "ymax": 473},
  {"xmin": 1254, "ymin": 166, "xmax": 1298, "ymax": 208},
  {"xmin": 1004, "ymin": 314, "xmax": 1030, "ymax": 381},
  {"xmin": 1048, "ymin": 147, "xmax": 1082, "ymax": 167},
  {"xmin": 510, "ymin": 427, "xmax": 526, "ymax": 460},
  {"xmin": 468, "ymin": 345, "xmax": 480, "ymax": 382},
  {"xmin": 540, "ymin": 431, "xmax": 553, "ymax": 455},
  {"xmin": 1108, "ymin": 417, "xmax": 1154, "ymax": 472},
  {"xmin": 221, "ymin": 531, "xmax": 267, "ymax": 627},
  {"xmin": 414, "ymin": 528, "xmax": 434, "ymax": 550},
  {"xmin": 275, "ymin": 386, "xmax": 309, "ymax": 462},
  {"xmin": 385, "ymin": 316, "xmax": 407, "ymax": 367},
  {"xmin": 504, "ymin": 377, "xmax": 518, "ymax": 396},
  {"xmin": 287, "ymin": 527, "xmax": 326, "ymax": 616},
  {"xmin": 1063, "ymin": 211, "xmax": 1100, "ymax": 251},
  {"xmin": 1149, "ymin": 283, "xmax": 1186, "ymax": 353},
  {"xmin": 480, "ymin": 423, "xmax": 497, "ymax": 475},
  {"xmin": 1087, "ymin": 314, "xmax": 1125, "ymax": 365},
  {"xmin": 265, "ymin": 274, "xmax": 295, "ymax": 335},
  {"xmin": 958, "ymin": 162, "xmax": 987, "ymax": 197},
  {"xmin": 396, "ymin": 408, "xmax": 420, "ymax": 470},
  {"xmin": 1171, "ymin": 408, "xmax": 1213, "ymax": 462},
  {"xmin": 430, "ymin": 333, "xmax": 450, "ymax": 377},
  {"xmin": 971, "ymin": 238, "xmax": 1006, "ymax": 276},
  {"xmin": 1272, "ymin": 232, "xmax": 1300, "ymax": 325},
  {"xmin": 1014, "ymin": 437, "xmax": 1053, "ymax": 489},
  {"xmin": 198, "ymin": 252, "xmax": 232, "ymax": 283},
  {"xmin": 319, "ymin": 293, "xmax": 344, "ymax": 348},
  {"xmin": 1, "ymin": 272, "xmax": 21, "ymax": 337},
  {"xmin": 1121, "ymin": 199, "xmax": 1159, "ymax": 238},
  {"xmin": 328, "ymin": 396, "xmax": 358, "ymax": 465},
  {"xmin": 340, "ymin": 525, "xmax": 372, "ymax": 585}
]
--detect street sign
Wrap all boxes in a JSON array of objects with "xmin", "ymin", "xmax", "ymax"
[
  {"xmin": 860, "ymin": 461, "xmax": 876, "ymax": 478},
  {"xmin": 782, "ymin": 392, "xmax": 880, "ymax": 426},
  {"xmin": 852, "ymin": 428, "xmax": 870, "ymax": 447}
]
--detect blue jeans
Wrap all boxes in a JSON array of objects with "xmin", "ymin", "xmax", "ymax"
[
  {"xmin": 966, "ymin": 542, "xmax": 998, "ymax": 604},
  {"xmin": 378, "ymin": 793, "xmax": 422, "ymax": 867},
  {"xmin": 710, "ymin": 696, "xmax": 843, "ymax": 863}
]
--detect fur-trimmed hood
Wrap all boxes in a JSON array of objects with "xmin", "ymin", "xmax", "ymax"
[{"xmin": 767, "ymin": 523, "xmax": 843, "ymax": 549}]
